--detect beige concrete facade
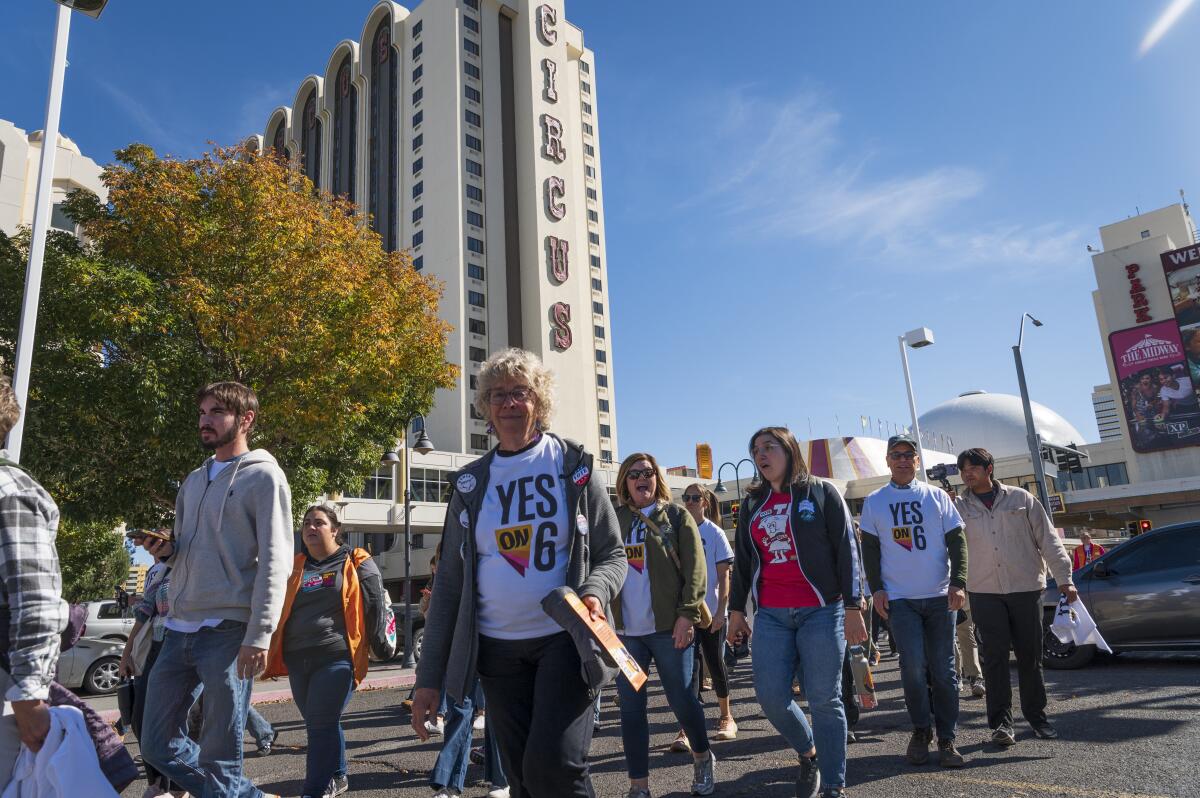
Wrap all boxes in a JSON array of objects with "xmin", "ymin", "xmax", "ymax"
[{"xmin": 0, "ymin": 118, "xmax": 106, "ymax": 237}]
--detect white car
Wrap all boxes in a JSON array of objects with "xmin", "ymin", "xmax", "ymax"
[
  {"xmin": 82, "ymin": 600, "xmax": 135, "ymax": 642},
  {"xmin": 55, "ymin": 637, "xmax": 124, "ymax": 695}
]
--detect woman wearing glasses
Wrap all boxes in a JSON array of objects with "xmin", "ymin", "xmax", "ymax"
[
  {"xmin": 411, "ymin": 348, "xmax": 626, "ymax": 798},
  {"xmin": 612, "ymin": 454, "xmax": 715, "ymax": 798},
  {"xmin": 727, "ymin": 427, "xmax": 866, "ymax": 798}
]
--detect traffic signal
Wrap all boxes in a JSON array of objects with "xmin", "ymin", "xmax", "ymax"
[
  {"xmin": 1138, "ymin": 519, "xmax": 1152, "ymax": 535},
  {"xmin": 1056, "ymin": 442, "xmax": 1084, "ymax": 473}
]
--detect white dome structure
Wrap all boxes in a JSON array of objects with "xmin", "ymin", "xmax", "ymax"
[{"xmin": 917, "ymin": 391, "xmax": 1088, "ymax": 459}]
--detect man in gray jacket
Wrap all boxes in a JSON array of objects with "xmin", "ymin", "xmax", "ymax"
[{"xmin": 142, "ymin": 382, "xmax": 292, "ymax": 798}]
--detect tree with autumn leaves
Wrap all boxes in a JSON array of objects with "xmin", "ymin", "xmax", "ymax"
[{"xmin": 0, "ymin": 143, "xmax": 456, "ymax": 529}]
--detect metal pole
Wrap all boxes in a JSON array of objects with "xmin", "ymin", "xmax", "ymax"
[
  {"xmin": 7, "ymin": 5, "xmax": 72, "ymax": 462},
  {"xmin": 898, "ymin": 336, "xmax": 928, "ymax": 475},
  {"xmin": 401, "ymin": 427, "xmax": 415, "ymax": 668},
  {"xmin": 1013, "ymin": 344, "xmax": 1051, "ymax": 510},
  {"xmin": 732, "ymin": 457, "xmax": 753, "ymax": 502}
]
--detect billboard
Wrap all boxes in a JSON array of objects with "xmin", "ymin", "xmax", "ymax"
[{"xmin": 1109, "ymin": 320, "xmax": 1200, "ymax": 452}]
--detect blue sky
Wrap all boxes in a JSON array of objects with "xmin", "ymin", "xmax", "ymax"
[{"xmin": 5, "ymin": 1, "xmax": 1200, "ymax": 472}]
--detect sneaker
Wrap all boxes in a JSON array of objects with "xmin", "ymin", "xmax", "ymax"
[
  {"xmin": 819, "ymin": 789, "xmax": 847, "ymax": 798},
  {"xmin": 486, "ymin": 787, "xmax": 510, "ymax": 798},
  {"xmin": 141, "ymin": 788, "xmax": 171, "ymax": 798},
  {"xmin": 796, "ymin": 754, "xmax": 821, "ymax": 798},
  {"xmin": 1031, "ymin": 721, "xmax": 1059, "ymax": 739},
  {"xmin": 869, "ymin": 650, "xmax": 880, "ymax": 666},
  {"xmin": 937, "ymin": 739, "xmax": 964, "ymax": 768},
  {"xmin": 991, "ymin": 725, "xmax": 1016, "ymax": 746},
  {"xmin": 906, "ymin": 727, "xmax": 932, "ymax": 765},
  {"xmin": 670, "ymin": 729, "xmax": 691, "ymax": 753},
  {"xmin": 256, "ymin": 729, "xmax": 278, "ymax": 756},
  {"xmin": 425, "ymin": 717, "xmax": 445, "ymax": 736},
  {"xmin": 691, "ymin": 750, "xmax": 716, "ymax": 796},
  {"xmin": 473, "ymin": 712, "xmax": 486, "ymax": 731},
  {"xmin": 846, "ymin": 729, "xmax": 857, "ymax": 744},
  {"xmin": 470, "ymin": 745, "xmax": 485, "ymax": 764},
  {"xmin": 969, "ymin": 677, "xmax": 986, "ymax": 698},
  {"xmin": 625, "ymin": 790, "xmax": 650, "ymax": 798},
  {"xmin": 431, "ymin": 789, "xmax": 461, "ymax": 798},
  {"xmin": 701, "ymin": 676, "xmax": 713, "ymax": 691},
  {"xmin": 323, "ymin": 773, "xmax": 349, "ymax": 797},
  {"xmin": 714, "ymin": 716, "xmax": 737, "ymax": 740}
]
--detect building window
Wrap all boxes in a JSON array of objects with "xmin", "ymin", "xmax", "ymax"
[
  {"xmin": 587, "ymin": 210, "xmax": 598, "ymax": 222},
  {"xmin": 464, "ymin": 38, "xmax": 480, "ymax": 56},
  {"xmin": 368, "ymin": 17, "xmax": 398, "ymax": 252},
  {"xmin": 598, "ymin": 399, "xmax": 609, "ymax": 412},
  {"xmin": 588, "ymin": 232, "xmax": 600, "ymax": 244},
  {"xmin": 412, "ymin": 110, "xmax": 423, "ymax": 127},
  {"xmin": 332, "ymin": 53, "xmax": 357, "ymax": 202},
  {"xmin": 464, "ymin": 0, "xmax": 479, "ymax": 7},
  {"xmin": 50, "ymin": 203, "xmax": 75, "ymax": 233},
  {"xmin": 412, "ymin": 181, "xmax": 423, "ymax": 198},
  {"xmin": 411, "ymin": 467, "xmax": 453, "ymax": 503},
  {"xmin": 469, "ymin": 318, "xmax": 486, "ymax": 335},
  {"xmin": 599, "ymin": 424, "xmax": 611, "ymax": 438},
  {"xmin": 597, "ymin": 374, "xmax": 608, "ymax": 387},
  {"xmin": 471, "ymin": 433, "xmax": 490, "ymax": 450},
  {"xmin": 465, "ymin": 109, "xmax": 481, "ymax": 126},
  {"xmin": 592, "ymin": 301, "xmax": 603, "ymax": 314},
  {"xmin": 594, "ymin": 325, "xmax": 605, "ymax": 339},
  {"xmin": 468, "ymin": 291, "xmax": 486, "ymax": 308},
  {"xmin": 467, "ymin": 236, "xmax": 484, "ymax": 254},
  {"xmin": 413, "ymin": 134, "xmax": 423, "ymax": 151},
  {"xmin": 580, "ymin": 60, "xmax": 590, "ymax": 74},
  {"xmin": 464, "ymin": 16, "xmax": 479, "ymax": 32},
  {"xmin": 587, "ymin": 187, "xmax": 597, "ymax": 200},
  {"xmin": 412, "ymin": 20, "xmax": 422, "ymax": 38},
  {"xmin": 582, "ymin": 122, "xmax": 593, "ymax": 135},
  {"xmin": 412, "ymin": 65, "xmax": 423, "ymax": 81},
  {"xmin": 413, "ymin": 256, "xmax": 423, "ymax": 271},
  {"xmin": 413, "ymin": 42, "xmax": 423, "ymax": 59},
  {"xmin": 412, "ymin": 157, "xmax": 423, "ymax": 175},
  {"xmin": 412, "ymin": 230, "xmax": 424, "ymax": 247},
  {"xmin": 469, "ymin": 375, "xmax": 478, "ymax": 389},
  {"xmin": 585, "ymin": 165, "xmax": 595, "ymax": 177},
  {"xmin": 590, "ymin": 254, "xmax": 600, "ymax": 268},
  {"xmin": 465, "ymin": 159, "xmax": 483, "ymax": 177},
  {"xmin": 584, "ymin": 144, "xmax": 595, "ymax": 157},
  {"xmin": 465, "ymin": 86, "xmax": 481, "ymax": 102},
  {"xmin": 581, "ymin": 82, "xmax": 591, "ymax": 94},
  {"xmin": 412, "ymin": 206, "xmax": 423, "ymax": 223},
  {"xmin": 601, "ymin": 449, "xmax": 612, "ymax": 462},
  {"xmin": 466, "ymin": 184, "xmax": 483, "ymax": 201},
  {"xmin": 469, "ymin": 345, "xmax": 486, "ymax": 362},
  {"xmin": 467, "ymin": 210, "xmax": 483, "ymax": 227},
  {"xmin": 582, "ymin": 102, "xmax": 592, "ymax": 114},
  {"xmin": 595, "ymin": 349, "xmax": 606, "ymax": 363},
  {"xmin": 468, "ymin": 263, "xmax": 485, "ymax": 280},
  {"xmin": 412, "ymin": 88, "xmax": 423, "ymax": 105},
  {"xmin": 465, "ymin": 134, "xmax": 482, "ymax": 151},
  {"xmin": 470, "ymin": 405, "xmax": 485, "ymax": 420},
  {"xmin": 344, "ymin": 465, "xmax": 394, "ymax": 501},
  {"xmin": 465, "ymin": 61, "xmax": 480, "ymax": 79},
  {"xmin": 591, "ymin": 278, "xmax": 602, "ymax": 291}
]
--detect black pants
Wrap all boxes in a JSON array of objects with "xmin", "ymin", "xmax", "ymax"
[
  {"xmin": 691, "ymin": 624, "xmax": 730, "ymax": 700},
  {"xmin": 477, "ymin": 632, "xmax": 596, "ymax": 798},
  {"xmin": 131, "ymin": 639, "xmax": 177, "ymax": 791},
  {"xmin": 969, "ymin": 590, "xmax": 1048, "ymax": 729}
]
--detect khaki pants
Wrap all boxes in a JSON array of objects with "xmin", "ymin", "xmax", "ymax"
[
  {"xmin": 955, "ymin": 597, "xmax": 982, "ymax": 681},
  {"xmin": 0, "ymin": 670, "xmax": 22, "ymax": 789}
]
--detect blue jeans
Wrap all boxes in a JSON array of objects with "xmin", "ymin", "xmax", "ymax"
[
  {"xmin": 245, "ymin": 705, "xmax": 273, "ymax": 748},
  {"xmin": 285, "ymin": 650, "xmax": 356, "ymax": 797},
  {"xmin": 430, "ymin": 680, "xmax": 506, "ymax": 792},
  {"xmin": 616, "ymin": 631, "xmax": 709, "ymax": 779},
  {"xmin": 889, "ymin": 596, "xmax": 959, "ymax": 740},
  {"xmin": 142, "ymin": 621, "xmax": 261, "ymax": 798},
  {"xmin": 751, "ymin": 605, "xmax": 847, "ymax": 790}
]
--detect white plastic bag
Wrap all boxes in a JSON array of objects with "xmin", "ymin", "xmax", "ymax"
[{"xmin": 1050, "ymin": 595, "xmax": 1112, "ymax": 653}]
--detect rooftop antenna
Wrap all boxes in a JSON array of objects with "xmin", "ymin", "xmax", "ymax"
[{"xmin": 1182, "ymin": 189, "xmax": 1199, "ymax": 244}]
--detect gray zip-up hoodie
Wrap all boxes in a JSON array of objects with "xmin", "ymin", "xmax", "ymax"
[{"xmin": 167, "ymin": 449, "xmax": 294, "ymax": 650}]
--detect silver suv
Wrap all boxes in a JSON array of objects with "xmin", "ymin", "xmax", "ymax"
[{"xmin": 83, "ymin": 600, "xmax": 135, "ymax": 641}]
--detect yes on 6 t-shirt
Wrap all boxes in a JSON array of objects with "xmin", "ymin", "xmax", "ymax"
[
  {"xmin": 698, "ymin": 518, "xmax": 734, "ymax": 617},
  {"xmin": 618, "ymin": 504, "xmax": 658, "ymax": 637},
  {"xmin": 475, "ymin": 435, "xmax": 571, "ymax": 640},
  {"xmin": 859, "ymin": 480, "xmax": 963, "ymax": 600}
]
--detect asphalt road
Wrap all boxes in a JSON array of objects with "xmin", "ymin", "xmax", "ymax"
[{"xmin": 118, "ymin": 650, "xmax": 1200, "ymax": 798}]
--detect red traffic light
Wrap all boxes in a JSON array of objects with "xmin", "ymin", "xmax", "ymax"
[{"xmin": 1138, "ymin": 519, "xmax": 1152, "ymax": 532}]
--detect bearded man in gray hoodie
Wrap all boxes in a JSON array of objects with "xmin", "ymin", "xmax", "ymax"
[{"xmin": 141, "ymin": 382, "xmax": 292, "ymax": 798}]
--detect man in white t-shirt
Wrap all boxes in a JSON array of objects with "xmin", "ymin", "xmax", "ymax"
[{"xmin": 859, "ymin": 435, "xmax": 967, "ymax": 769}]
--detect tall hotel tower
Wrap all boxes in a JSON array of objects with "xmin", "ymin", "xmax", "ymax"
[{"xmin": 262, "ymin": 0, "xmax": 617, "ymax": 462}]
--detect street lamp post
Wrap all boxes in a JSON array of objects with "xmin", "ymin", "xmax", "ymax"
[
  {"xmin": 1013, "ymin": 313, "xmax": 1051, "ymax": 510},
  {"xmin": 714, "ymin": 458, "xmax": 754, "ymax": 501},
  {"xmin": 7, "ymin": 0, "xmax": 109, "ymax": 462},
  {"xmin": 383, "ymin": 416, "xmax": 434, "ymax": 670},
  {"xmin": 898, "ymin": 327, "xmax": 935, "ymax": 471}
]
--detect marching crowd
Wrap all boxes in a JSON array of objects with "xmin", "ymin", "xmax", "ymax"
[{"xmin": 0, "ymin": 345, "xmax": 1082, "ymax": 798}]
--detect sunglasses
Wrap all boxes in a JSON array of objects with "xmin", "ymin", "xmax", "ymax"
[
  {"xmin": 682, "ymin": 493, "xmax": 703, "ymax": 503},
  {"xmin": 626, "ymin": 468, "xmax": 656, "ymax": 480},
  {"xmin": 888, "ymin": 451, "xmax": 917, "ymax": 461}
]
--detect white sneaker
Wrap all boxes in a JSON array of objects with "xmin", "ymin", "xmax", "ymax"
[
  {"xmin": 473, "ymin": 713, "xmax": 486, "ymax": 731},
  {"xmin": 486, "ymin": 787, "xmax": 510, "ymax": 798},
  {"xmin": 431, "ymin": 788, "xmax": 461, "ymax": 798},
  {"xmin": 425, "ymin": 717, "xmax": 445, "ymax": 735}
]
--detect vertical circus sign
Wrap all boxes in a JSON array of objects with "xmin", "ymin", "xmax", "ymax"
[{"xmin": 538, "ymin": 4, "xmax": 571, "ymax": 350}]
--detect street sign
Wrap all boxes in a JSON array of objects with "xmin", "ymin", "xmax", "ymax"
[{"xmin": 1047, "ymin": 492, "xmax": 1065, "ymax": 514}]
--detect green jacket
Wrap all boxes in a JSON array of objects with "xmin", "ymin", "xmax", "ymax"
[{"xmin": 611, "ymin": 502, "xmax": 707, "ymax": 633}]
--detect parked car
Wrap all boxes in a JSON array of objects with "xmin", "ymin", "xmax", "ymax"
[
  {"xmin": 82, "ymin": 600, "xmax": 135, "ymax": 642},
  {"xmin": 391, "ymin": 602, "xmax": 424, "ymax": 664},
  {"xmin": 1042, "ymin": 522, "xmax": 1200, "ymax": 668},
  {"xmin": 56, "ymin": 637, "xmax": 124, "ymax": 695}
]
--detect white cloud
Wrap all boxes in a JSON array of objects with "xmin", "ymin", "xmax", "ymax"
[
  {"xmin": 1139, "ymin": 0, "xmax": 1197, "ymax": 57},
  {"xmin": 94, "ymin": 79, "xmax": 186, "ymax": 154}
]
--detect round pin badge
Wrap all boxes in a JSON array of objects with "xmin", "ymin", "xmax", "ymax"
[
  {"xmin": 459, "ymin": 509, "xmax": 470, "ymax": 528},
  {"xmin": 456, "ymin": 473, "xmax": 477, "ymax": 493}
]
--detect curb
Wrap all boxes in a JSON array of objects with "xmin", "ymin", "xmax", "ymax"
[{"xmin": 98, "ymin": 669, "xmax": 416, "ymax": 724}]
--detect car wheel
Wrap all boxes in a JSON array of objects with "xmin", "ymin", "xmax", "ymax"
[
  {"xmin": 84, "ymin": 656, "xmax": 122, "ymax": 694},
  {"xmin": 1041, "ymin": 611, "xmax": 1096, "ymax": 669},
  {"xmin": 411, "ymin": 627, "xmax": 423, "ymax": 664}
]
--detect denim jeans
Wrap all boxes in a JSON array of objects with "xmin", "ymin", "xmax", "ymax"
[
  {"xmin": 430, "ymin": 680, "xmax": 506, "ymax": 792},
  {"xmin": 616, "ymin": 631, "xmax": 710, "ymax": 780},
  {"xmin": 888, "ymin": 596, "xmax": 959, "ymax": 740},
  {"xmin": 245, "ymin": 705, "xmax": 273, "ymax": 748},
  {"xmin": 751, "ymin": 604, "xmax": 847, "ymax": 790},
  {"xmin": 285, "ymin": 650, "xmax": 356, "ymax": 797},
  {"xmin": 142, "ymin": 620, "xmax": 261, "ymax": 798}
]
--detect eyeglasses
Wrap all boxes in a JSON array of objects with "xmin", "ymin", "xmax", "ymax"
[
  {"xmin": 681, "ymin": 493, "xmax": 703, "ymax": 503},
  {"xmin": 626, "ymin": 468, "xmax": 656, "ymax": 480},
  {"xmin": 487, "ymin": 386, "xmax": 533, "ymax": 406},
  {"xmin": 888, "ymin": 451, "xmax": 917, "ymax": 461},
  {"xmin": 751, "ymin": 442, "xmax": 782, "ymax": 457}
]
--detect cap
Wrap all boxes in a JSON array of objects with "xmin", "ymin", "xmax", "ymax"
[{"xmin": 886, "ymin": 433, "xmax": 919, "ymax": 453}]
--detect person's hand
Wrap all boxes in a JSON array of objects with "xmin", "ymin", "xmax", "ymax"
[
  {"xmin": 708, "ymin": 613, "xmax": 726, "ymax": 633},
  {"xmin": 118, "ymin": 648, "xmax": 135, "ymax": 679},
  {"xmin": 947, "ymin": 586, "xmax": 966, "ymax": 612},
  {"xmin": 844, "ymin": 608, "xmax": 868, "ymax": 646},
  {"xmin": 1061, "ymin": 583, "xmax": 1079, "ymax": 604},
  {"xmin": 872, "ymin": 590, "xmax": 890, "ymax": 620},
  {"xmin": 581, "ymin": 594, "xmax": 606, "ymax": 622},
  {"xmin": 144, "ymin": 536, "xmax": 174, "ymax": 560},
  {"xmin": 237, "ymin": 646, "xmax": 267, "ymax": 680},
  {"xmin": 672, "ymin": 616, "xmax": 695, "ymax": 649},
  {"xmin": 727, "ymin": 611, "xmax": 752, "ymax": 645},
  {"xmin": 11, "ymin": 700, "xmax": 51, "ymax": 752},
  {"xmin": 410, "ymin": 687, "xmax": 441, "ymax": 741}
]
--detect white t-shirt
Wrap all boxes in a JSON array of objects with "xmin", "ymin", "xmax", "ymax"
[
  {"xmin": 698, "ymin": 518, "xmax": 734, "ymax": 617},
  {"xmin": 859, "ymin": 480, "xmax": 963, "ymax": 601},
  {"xmin": 166, "ymin": 456, "xmax": 240, "ymax": 633},
  {"xmin": 1159, "ymin": 381, "xmax": 1192, "ymax": 402},
  {"xmin": 618, "ymin": 504, "xmax": 658, "ymax": 637},
  {"xmin": 475, "ymin": 435, "xmax": 571, "ymax": 640}
]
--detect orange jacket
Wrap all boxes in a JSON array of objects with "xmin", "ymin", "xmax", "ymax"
[
  {"xmin": 1072, "ymin": 542, "xmax": 1106, "ymax": 571},
  {"xmin": 264, "ymin": 548, "xmax": 372, "ymax": 686}
]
